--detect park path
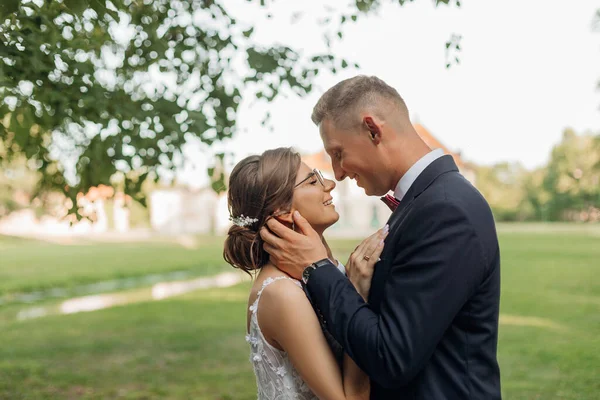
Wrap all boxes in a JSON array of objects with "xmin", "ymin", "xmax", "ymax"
[{"xmin": 16, "ymin": 271, "xmax": 250, "ymax": 321}]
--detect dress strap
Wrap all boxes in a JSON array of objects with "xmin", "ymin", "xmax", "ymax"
[{"xmin": 249, "ymin": 276, "xmax": 302, "ymax": 313}]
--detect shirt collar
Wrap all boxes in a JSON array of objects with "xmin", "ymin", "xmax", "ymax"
[{"xmin": 393, "ymin": 148, "xmax": 445, "ymax": 201}]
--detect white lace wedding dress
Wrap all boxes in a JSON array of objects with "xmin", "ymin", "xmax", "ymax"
[{"xmin": 245, "ymin": 276, "xmax": 319, "ymax": 400}]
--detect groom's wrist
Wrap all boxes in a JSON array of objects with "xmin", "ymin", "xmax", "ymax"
[{"xmin": 301, "ymin": 258, "xmax": 332, "ymax": 285}]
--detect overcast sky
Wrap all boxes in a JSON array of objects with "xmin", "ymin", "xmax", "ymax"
[{"xmin": 182, "ymin": 0, "xmax": 600, "ymax": 187}]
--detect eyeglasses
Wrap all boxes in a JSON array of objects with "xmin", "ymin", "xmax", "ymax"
[{"xmin": 294, "ymin": 169, "xmax": 326, "ymax": 188}]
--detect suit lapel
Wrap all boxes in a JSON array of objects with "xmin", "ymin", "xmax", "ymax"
[
  {"xmin": 367, "ymin": 155, "xmax": 460, "ymax": 309},
  {"xmin": 368, "ymin": 198, "xmax": 415, "ymax": 308}
]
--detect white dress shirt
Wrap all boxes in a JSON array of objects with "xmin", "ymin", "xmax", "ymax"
[
  {"xmin": 393, "ymin": 148, "xmax": 445, "ymax": 201},
  {"xmin": 337, "ymin": 260, "xmax": 346, "ymax": 275}
]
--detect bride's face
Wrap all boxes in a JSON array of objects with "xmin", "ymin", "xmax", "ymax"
[{"xmin": 291, "ymin": 162, "xmax": 339, "ymax": 233}]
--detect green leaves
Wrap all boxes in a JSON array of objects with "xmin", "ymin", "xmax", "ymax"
[
  {"xmin": 0, "ymin": 0, "xmax": 19, "ymax": 19},
  {"xmin": 355, "ymin": 0, "xmax": 377, "ymax": 13},
  {"xmin": 63, "ymin": 0, "xmax": 89, "ymax": 15},
  {"xmin": 0, "ymin": 0, "xmax": 463, "ymax": 215},
  {"xmin": 88, "ymin": 0, "xmax": 107, "ymax": 15},
  {"xmin": 444, "ymin": 34, "xmax": 462, "ymax": 68},
  {"xmin": 436, "ymin": 0, "xmax": 461, "ymax": 7},
  {"xmin": 207, "ymin": 153, "xmax": 226, "ymax": 194},
  {"xmin": 246, "ymin": 47, "xmax": 280, "ymax": 74}
]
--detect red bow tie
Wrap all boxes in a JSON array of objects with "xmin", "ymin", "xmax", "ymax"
[{"xmin": 381, "ymin": 194, "xmax": 400, "ymax": 212}]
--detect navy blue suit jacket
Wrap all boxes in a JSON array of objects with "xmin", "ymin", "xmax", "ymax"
[{"xmin": 306, "ymin": 155, "xmax": 502, "ymax": 399}]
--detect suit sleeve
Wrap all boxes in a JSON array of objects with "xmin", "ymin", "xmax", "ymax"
[{"xmin": 306, "ymin": 200, "xmax": 487, "ymax": 388}]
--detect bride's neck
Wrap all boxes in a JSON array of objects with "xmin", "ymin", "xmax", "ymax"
[{"xmin": 298, "ymin": 223, "xmax": 324, "ymax": 236}]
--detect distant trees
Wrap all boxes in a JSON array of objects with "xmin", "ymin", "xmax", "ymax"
[{"xmin": 476, "ymin": 129, "xmax": 600, "ymax": 222}]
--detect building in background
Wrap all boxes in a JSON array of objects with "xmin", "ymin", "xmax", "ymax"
[
  {"xmin": 0, "ymin": 184, "xmax": 133, "ymax": 237},
  {"xmin": 149, "ymin": 187, "xmax": 229, "ymax": 235},
  {"xmin": 414, "ymin": 123, "xmax": 476, "ymax": 185}
]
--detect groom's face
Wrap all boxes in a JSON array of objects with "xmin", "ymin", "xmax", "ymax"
[{"xmin": 320, "ymin": 118, "xmax": 388, "ymax": 196}]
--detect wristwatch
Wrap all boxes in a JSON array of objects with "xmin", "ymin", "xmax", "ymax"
[{"xmin": 301, "ymin": 258, "xmax": 331, "ymax": 284}]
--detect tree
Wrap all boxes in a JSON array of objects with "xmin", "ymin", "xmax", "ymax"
[
  {"xmin": 541, "ymin": 129, "xmax": 600, "ymax": 221},
  {"xmin": 474, "ymin": 162, "xmax": 533, "ymax": 221},
  {"xmin": 0, "ymin": 0, "xmax": 460, "ymax": 215},
  {"xmin": 522, "ymin": 167, "xmax": 552, "ymax": 222},
  {"xmin": 0, "ymin": 154, "xmax": 40, "ymax": 217}
]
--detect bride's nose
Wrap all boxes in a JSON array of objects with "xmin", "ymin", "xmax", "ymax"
[{"xmin": 324, "ymin": 179, "xmax": 336, "ymax": 192}]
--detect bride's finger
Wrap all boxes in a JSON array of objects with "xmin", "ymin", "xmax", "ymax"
[
  {"xmin": 356, "ymin": 241, "xmax": 378, "ymax": 263},
  {"xmin": 356, "ymin": 227, "xmax": 387, "ymax": 259},
  {"xmin": 352, "ymin": 235, "xmax": 371, "ymax": 258},
  {"xmin": 369, "ymin": 238, "xmax": 386, "ymax": 264}
]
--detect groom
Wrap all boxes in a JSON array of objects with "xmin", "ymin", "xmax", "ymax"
[{"xmin": 260, "ymin": 76, "xmax": 501, "ymax": 399}]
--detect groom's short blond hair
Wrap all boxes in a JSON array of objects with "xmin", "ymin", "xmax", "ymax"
[{"xmin": 311, "ymin": 75, "xmax": 408, "ymax": 128}]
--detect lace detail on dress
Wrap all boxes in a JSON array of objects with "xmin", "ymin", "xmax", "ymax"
[{"xmin": 246, "ymin": 276, "xmax": 318, "ymax": 400}]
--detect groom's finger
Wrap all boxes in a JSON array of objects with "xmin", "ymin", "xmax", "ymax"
[
  {"xmin": 292, "ymin": 211, "xmax": 314, "ymax": 236},
  {"xmin": 264, "ymin": 218, "xmax": 295, "ymax": 240},
  {"xmin": 259, "ymin": 226, "xmax": 283, "ymax": 248},
  {"xmin": 263, "ymin": 242, "xmax": 278, "ymax": 256}
]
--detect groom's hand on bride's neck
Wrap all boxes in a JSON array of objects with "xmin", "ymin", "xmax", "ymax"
[{"xmin": 260, "ymin": 211, "xmax": 328, "ymax": 280}]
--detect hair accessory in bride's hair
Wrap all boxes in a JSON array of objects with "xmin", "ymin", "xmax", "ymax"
[{"xmin": 229, "ymin": 214, "xmax": 259, "ymax": 228}]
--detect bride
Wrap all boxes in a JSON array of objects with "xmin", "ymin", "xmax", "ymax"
[{"xmin": 223, "ymin": 147, "xmax": 386, "ymax": 399}]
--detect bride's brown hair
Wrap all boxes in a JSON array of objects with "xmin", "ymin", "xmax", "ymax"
[{"xmin": 223, "ymin": 147, "xmax": 301, "ymax": 275}]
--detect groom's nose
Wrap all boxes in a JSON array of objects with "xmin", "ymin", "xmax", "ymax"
[{"xmin": 332, "ymin": 163, "xmax": 346, "ymax": 181}]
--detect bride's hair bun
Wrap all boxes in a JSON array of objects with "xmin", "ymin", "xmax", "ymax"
[
  {"xmin": 223, "ymin": 148, "xmax": 300, "ymax": 275},
  {"xmin": 223, "ymin": 224, "xmax": 263, "ymax": 273}
]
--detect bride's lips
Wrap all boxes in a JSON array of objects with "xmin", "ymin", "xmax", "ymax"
[{"xmin": 323, "ymin": 198, "xmax": 334, "ymax": 206}]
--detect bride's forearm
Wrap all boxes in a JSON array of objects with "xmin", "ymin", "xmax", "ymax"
[{"xmin": 342, "ymin": 353, "xmax": 370, "ymax": 399}]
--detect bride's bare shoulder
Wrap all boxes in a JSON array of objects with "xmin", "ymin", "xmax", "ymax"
[
  {"xmin": 248, "ymin": 266, "xmax": 308, "ymax": 346},
  {"xmin": 248, "ymin": 265, "xmax": 304, "ymax": 307}
]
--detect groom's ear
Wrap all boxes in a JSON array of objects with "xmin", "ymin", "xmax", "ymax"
[{"xmin": 363, "ymin": 116, "xmax": 382, "ymax": 144}]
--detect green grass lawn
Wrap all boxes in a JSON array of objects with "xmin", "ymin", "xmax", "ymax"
[
  {"xmin": 1, "ymin": 227, "xmax": 599, "ymax": 399},
  {"xmin": 0, "ymin": 235, "xmax": 229, "ymax": 298},
  {"xmin": 0, "ymin": 284, "xmax": 257, "ymax": 400}
]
